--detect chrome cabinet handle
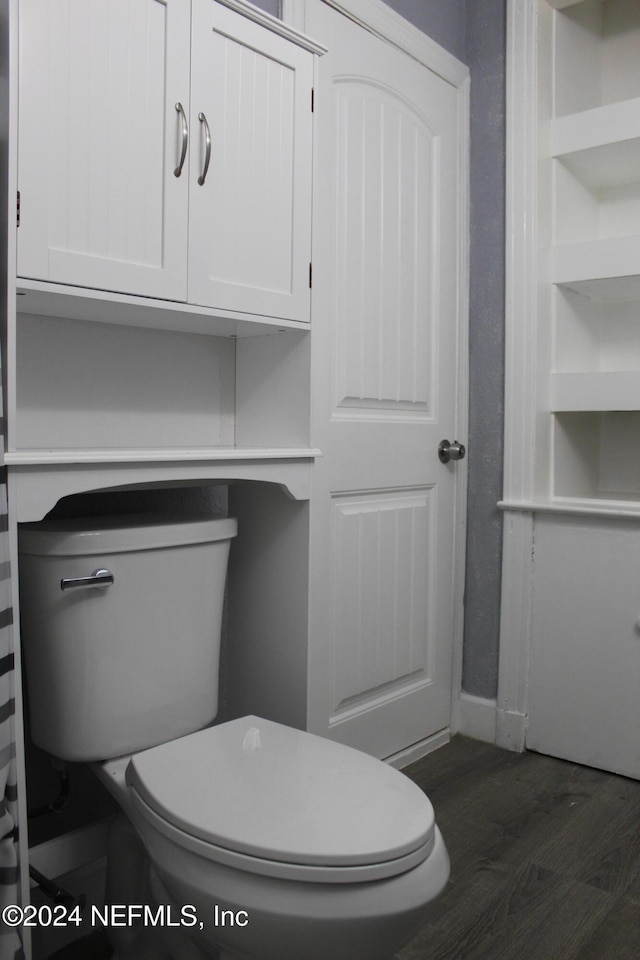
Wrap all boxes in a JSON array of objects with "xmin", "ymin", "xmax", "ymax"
[
  {"xmin": 197, "ymin": 111, "xmax": 211, "ymax": 186},
  {"xmin": 174, "ymin": 102, "xmax": 189, "ymax": 178},
  {"xmin": 60, "ymin": 569, "xmax": 114, "ymax": 592}
]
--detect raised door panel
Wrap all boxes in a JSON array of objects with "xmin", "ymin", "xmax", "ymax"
[
  {"xmin": 187, "ymin": 0, "xmax": 313, "ymax": 321},
  {"xmin": 333, "ymin": 78, "xmax": 436, "ymax": 419},
  {"xmin": 17, "ymin": 0, "xmax": 190, "ymax": 300},
  {"xmin": 328, "ymin": 489, "xmax": 450, "ymax": 759}
]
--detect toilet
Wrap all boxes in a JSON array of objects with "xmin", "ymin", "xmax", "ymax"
[{"xmin": 18, "ymin": 513, "xmax": 449, "ymax": 960}]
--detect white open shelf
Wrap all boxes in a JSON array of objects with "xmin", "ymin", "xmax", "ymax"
[
  {"xmin": 3, "ymin": 447, "xmax": 321, "ymax": 465},
  {"xmin": 553, "ymin": 284, "xmax": 640, "ymax": 374},
  {"xmin": 551, "ymin": 236, "xmax": 640, "ymax": 286},
  {"xmin": 10, "ymin": 311, "xmax": 311, "ymax": 457},
  {"xmin": 550, "ymin": 372, "xmax": 640, "ymax": 412},
  {"xmin": 552, "ymin": 99, "xmax": 640, "ymax": 247},
  {"xmin": 558, "ymin": 276, "xmax": 640, "ymax": 302},
  {"xmin": 16, "ymin": 279, "xmax": 309, "ymax": 339},
  {"xmin": 551, "ymin": 96, "xmax": 640, "ymax": 158},
  {"xmin": 553, "ymin": 412, "xmax": 640, "ymax": 503},
  {"xmin": 5, "ymin": 447, "xmax": 321, "ymax": 522},
  {"xmin": 552, "ymin": 0, "xmax": 640, "ymax": 117},
  {"xmin": 546, "ymin": 0, "xmax": 591, "ymax": 9}
]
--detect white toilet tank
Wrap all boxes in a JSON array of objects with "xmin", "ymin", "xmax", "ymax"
[{"xmin": 18, "ymin": 513, "xmax": 237, "ymax": 763}]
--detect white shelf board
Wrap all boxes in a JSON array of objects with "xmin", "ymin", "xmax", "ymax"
[
  {"xmin": 4, "ymin": 447, "xmax": 322, "ymax": 520},
  {"xmin": 499, "ymin": 497, "xmax": 640, "ymax": 518},
  {"xmin": 552, "ymin": 235, "xmax": 640, "ymax": 286},
  {"xmin": 545, "ymin": 0, "xmax": 591, "ymax": 9},
  {"xmin": 16, "ymin": 279, "xmax": 310, "ymax": 338},
  {"xmin": 3, "ymin": 446, "xmax": 321, "ymax": 465},
  {"xmin": 551, "ymin": 97, "xmax": 640, "ymax": 161},
  {"xmin": 555, "ymin": 135, "xmax": 640, "ymax": 194},
  {"xmin": 559, "ymin": 275, "xmax": 640, "ymax": 301},
  {"xmin": 550, "ymin": 371, "xmax": 640, "ymax": 411}
]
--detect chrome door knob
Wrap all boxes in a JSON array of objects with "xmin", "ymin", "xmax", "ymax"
[{"xmin": 438, "ymin": 439, "xmax": 466, "ymax": 464}]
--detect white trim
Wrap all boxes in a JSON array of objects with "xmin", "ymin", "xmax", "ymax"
[
  {"xmin": 496, "ymin": 510, "xmax": 533, "ymax": 751},
  {"xmin": 452, "ymin": 693, "xmax": 497, "ymax": 744},
  {"xmin": 283, "ymin": 0, "xmax": 469, "ymax": 89},
  {"xmin": 280, "ymin": 0, "xmax": 306, "ymax": 32},
  {"xmin": 496, "ymin": 704, "xmax": 528, "ymax": 752},
  {"xmin": 497, "ymin": 0, "xmax": 540, "ymax": 753},
  {"xmin": 217, "ymin": 0, "xmax": 327, "ymax": 53},
  {"xmin": 450, "ymin": 71, "xmax": 471, "ymax": 746},
  {"xmin": 384, "ymin": 728, "xmax": 450, "ymax": 770},
  {"xmin": 502, "ymin": 0, "xmax": 539, "ymax": 506},
  {"xmin": 500, "ymin": 498, "xmax": 640, "ymax": 519}
]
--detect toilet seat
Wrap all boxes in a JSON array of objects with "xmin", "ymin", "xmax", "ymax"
[{"xmin": 126, "ymin": 716, "xmax": 437, "ymax": 884}]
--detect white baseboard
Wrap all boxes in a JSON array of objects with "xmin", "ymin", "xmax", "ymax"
[
  {"xmin": 385, "ymin": 728, "xmax": 450, "ymax": 769},
  {"xmin": 495, "ymin": 707, "xmax": 528, "ymax": 752}
]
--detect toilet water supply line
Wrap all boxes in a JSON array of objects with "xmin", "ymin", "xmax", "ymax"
[
  {"xmin": 28, "ymin": 759, "xmax": 87, "ymax": 910},
  {"xmin": 28, "ymin": 865, "xmax": 86, "ymax": 912}
]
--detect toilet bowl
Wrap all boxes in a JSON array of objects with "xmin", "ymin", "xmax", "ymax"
[
  {"xmin": 18, "ymin": 514, "xmax": 450, "ymax": 960},
  {"xmin": 96, "ymin": 716, "xmax": 449, "ymax": 960}
]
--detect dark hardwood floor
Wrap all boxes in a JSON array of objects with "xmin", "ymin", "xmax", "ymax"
[
  {"xmin": 397, "ymin": 736, "xmax": 640, "ymax": 960},
  {"xmin": 45, "ymin": 736, "xmax": 639, "ymax": 960}
]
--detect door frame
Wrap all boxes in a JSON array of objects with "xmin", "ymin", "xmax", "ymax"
[{"xmin": 283, "ymin": 0, "xmax": 470, "ymax": 760}]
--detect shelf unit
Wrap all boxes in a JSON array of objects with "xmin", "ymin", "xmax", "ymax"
[
  {"xmin": 545, "ymin": 0, "xmax": 640, "ymax": 507},
  {"xmin": 499, "ymin": 0, "xmax": 640, "ymax": 780},
  {"xmin": 5, "ymin": 0, "xmax": 325, "ymax": 522}
]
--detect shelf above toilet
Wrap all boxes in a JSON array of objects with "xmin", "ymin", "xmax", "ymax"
[{"xmin": 5, "ymin": 447, "xmax": 322, "ymax": 521}]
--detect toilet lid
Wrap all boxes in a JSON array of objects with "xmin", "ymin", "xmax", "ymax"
[{"xmin": 126, "ymin": 716, "xmax": 435, "ymax": 870}]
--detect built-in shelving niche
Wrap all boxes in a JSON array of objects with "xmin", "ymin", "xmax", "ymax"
[
  {"xmin": 553, "ymin": 412, "xmax": 640, "ymax": 502},
  {"xmin": 552, "ymin": 0, "xmax": 640, "ymax": 117},
  {"xmin": 10, "ymin": 310, "xmax": 311, "ymax": 455},
  {"xmin": 550, "ymin": 282, "xmax": 640, "ymax": 506},
  {"xmin": 544, "ymin": 0, "xmax": 640, "ymax": 510}
]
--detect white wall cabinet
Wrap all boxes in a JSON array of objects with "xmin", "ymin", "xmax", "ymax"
[
  {"xmin": 17, "ymin": 0, "xmax": 315, "ymax": 324},
  {"xmin": 7, "ymin": 0, "xmax": 323, "ymax": 485}
]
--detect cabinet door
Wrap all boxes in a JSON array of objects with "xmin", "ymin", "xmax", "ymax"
[
  {"xmin": 528, "ymin": 516, "xmax": 640, "ymax": 779},
  {"xmin": 188, "ymin": 0, "xmax": 313, "ymax": 321},
  {"xmin": 17, "ymin": 0, "xmax": 191, "ymax": 301}
]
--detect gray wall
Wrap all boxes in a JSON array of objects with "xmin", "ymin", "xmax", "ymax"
[
  {"xmin": 459, "ymin": 1, "xmax": 506, "ymax": 699},
  {"xmin": 383, "ymin": 0, "xmax": 507, "ymax": 700},
  {"xmin": 254, "ymin": 0, "xmax": 507, "ymax": 699}
]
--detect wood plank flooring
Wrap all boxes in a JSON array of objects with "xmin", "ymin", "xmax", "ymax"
[{"xmin": 397, "ymin": 737, "xmax": 640, "ymax": 960}]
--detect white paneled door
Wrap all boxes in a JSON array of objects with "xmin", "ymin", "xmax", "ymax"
[
  {"xmin": 17, "ymin": 0, "xmax": 191, "ymax": 301},
  {"xmin": 305, "ymin": 1, "xmax": 467, "ymax": 758}
]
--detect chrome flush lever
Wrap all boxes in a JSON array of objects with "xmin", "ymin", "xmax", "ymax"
[
  {"xmin": 60, "ymin": 569, "xmax": 114, "ymax": 592},
  {"xmin": 438, "ymin": 440, "xmax": 466, "ymax": 464}
]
